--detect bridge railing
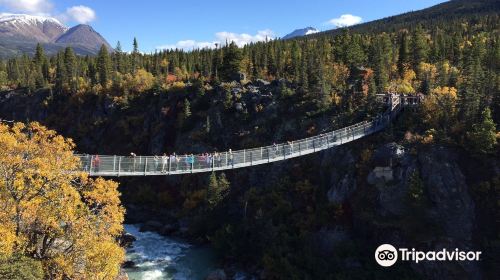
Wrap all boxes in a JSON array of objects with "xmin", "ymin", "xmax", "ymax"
[{"xmin": 77, "ymin": 114, "xmax": 393, "ymax": 176}]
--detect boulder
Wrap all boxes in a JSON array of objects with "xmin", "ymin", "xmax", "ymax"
[
  {"xmin": 122, "ymin": 260, "xmax": 136, "ymax": 269},
  {"xmin": 120, "ymin": 232, "xmax": 137, "ymax": 248}
]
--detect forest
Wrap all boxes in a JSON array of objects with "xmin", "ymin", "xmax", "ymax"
[{"xmin": 0, "ymin": 0, "xmax": 499, "ymax": 279}]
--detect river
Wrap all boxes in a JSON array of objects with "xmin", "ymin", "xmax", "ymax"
[{"xmin": 123, "ymin": 224, "xmax": 217, "ymax": 280}]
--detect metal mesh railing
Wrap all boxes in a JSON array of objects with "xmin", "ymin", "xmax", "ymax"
[
  {"xmin": 77, "ymin": 94, "xmax": 404, "ymax": 176},
  {"xmin": 76, "ymin": 112, "xmax": 394, "ymax": 176}
]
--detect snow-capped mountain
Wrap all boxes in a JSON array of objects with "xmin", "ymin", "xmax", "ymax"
[
  {"xmin": 0, "ymin": 13, "xmax": 111, "ymax": 57},
  {"xmin": 282, "ymin": 27, "xmax": 319, "ymax": 40},
  {"xmin": 0, "ymin": 13, "xmax": 67, "ymax": 42}
]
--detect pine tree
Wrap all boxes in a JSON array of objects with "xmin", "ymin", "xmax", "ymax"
[
  {"xmin": 33, "ymin": 44, "xmax": 47, "ymax": 87},
  {"xmin": 132, "ymin": 37, "xmax": 139, "ymax": 73},
  {"xmin": 397, "ymin": 31, "xmax": 410, "ymax": 77},
  {"xmin": 467, "ymin": 107, "xmax": 497, "ymax": 154},
  {"xmin": 207, "ymin": 172, "xmax": 230, "ymax": 209},
  {"xmin": 55, "ymin": 53, "xmax": 65, "ymax": 92},
  {"xmin": 33, "ymin": 43, "xmax": 45, "ymax": 66},
  {"xmin": 220, "ymin": 42, "xmax": 243, "ymax": 81},
  {"xmin": 460, "ymin": 37, "xmax": 485, "ymax": 128},
  {"xmin": 97, "ymin": 45, "xmax": 111, "ymax": 88},
  {"xmin": 371, "ymin": 33, "xmax": 392, "ymax": 94},
  {"xmin": 114, "ymin": 41, "xmax": 123, "ymax": 73},
  {"xmin": 64, "ymin": 47, "xmax": 76, "ymax": 85},
  {"xmin": 411, "ymin": 25, "xmax": 430, "ymax": 74}
]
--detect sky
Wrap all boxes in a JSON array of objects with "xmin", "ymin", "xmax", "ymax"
[{"xmin": 0, "ymin": 0, "xmax": 448, "ymax": 52}]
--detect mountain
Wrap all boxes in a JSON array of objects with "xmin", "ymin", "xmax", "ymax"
[
  {"xmin": 282, "ymin": 27, "xmax": 319, "ymax": 39},
  {"xmin": 55, "ymin": 24, "xmax": 112, "ymax": 53},
  {"xmin": 312, "ymin": 0, "xmax": 500, "ymax": 37},
  {"xmin": 0, "ymin": 13, "xmax": 112, "ymax": 58},
  {"xmin": 0, "ymin": 13, "xmax": 67, "ymax": 42}
]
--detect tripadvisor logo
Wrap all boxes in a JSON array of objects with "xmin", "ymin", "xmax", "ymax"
[
  {"xmin": 375, "ymin": 244, "xmax": 482, "ymax": 267},
  {"xmin": 375, "ymin": 244, "xmax": 398, "ymax": 267}
]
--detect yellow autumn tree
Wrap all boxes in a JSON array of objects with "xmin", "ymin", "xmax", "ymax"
[
  {"xmin": 0, "ymin": 122, "xmax": 125, "ymax": 279},
  {"xmin": 421, "ymin": 86, "xmax": 458, "ymax": 133},
  {"xmin": 131, "ymin": 68, "xmax": 155, "ymax": 92},
  {"xmin": 388, "ymin": 69, "xmax": 417, "ymax": 94}
]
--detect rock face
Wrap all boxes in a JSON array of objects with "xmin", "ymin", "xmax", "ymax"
[
  {"xmin": 323, "ymin": 147, "xmax": 357, "ymax": 204},
  {"xmin": 418, "ymin": 147, "xmax": 474, "ymax": 241},
  {"xmin": 366, "ymin": 145, "xmax": 479, "ymax": 280}
]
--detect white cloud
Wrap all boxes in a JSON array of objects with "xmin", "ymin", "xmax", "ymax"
[
  {"xmin": 326, "ymin": 14, "xmax": 363, "ymax": 28},
  {"xmin": 0, "ymin": 0, "xmax": 53, "ymax": 15},
  {"xmin": 157, "ymin": 29, "xmax": 275, "ymax": 51},
  {"xmin": 61, "ymin": 5, "xmax": 96, "ymax": 24},
  {"xmin": 0, "ymin": 0, "xmax": 96, "ymax": 24},
  {"xmin": 157, "ymin": 40, "xmax": 215, "ymax": 51}
]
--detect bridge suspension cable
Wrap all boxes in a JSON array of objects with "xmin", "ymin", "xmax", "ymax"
[{"xmin": 78, "ymin": 93, "xmax": 412, "ymax": 176}]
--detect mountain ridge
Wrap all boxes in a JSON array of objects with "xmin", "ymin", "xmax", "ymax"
[
  {"xmin": 0, "ymin": 13, "xmax": 112, "ymax": 58},
  {"xmin": 283, "ymin": 27, "xmax": 319, "ymax": 39}
]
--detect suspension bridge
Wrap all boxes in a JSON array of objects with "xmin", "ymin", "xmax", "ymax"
[{"xmin": 78, "ymin": 93, "xmax": 421, "ymax": 176}]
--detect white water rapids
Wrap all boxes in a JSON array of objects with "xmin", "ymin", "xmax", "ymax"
[{"xmin": 123, "ymin": 224, "xmax": 217, "ymax": 280}]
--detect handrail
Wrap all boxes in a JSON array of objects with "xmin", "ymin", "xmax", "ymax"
[{"xmin": 77, "ymin": 94, "xmax": 403, "ymax": 176}]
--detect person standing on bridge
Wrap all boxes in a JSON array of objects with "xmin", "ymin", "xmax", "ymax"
[
  {"xmin": 161, "ymin": 154, "xmax": 168, "ymax": 172},
  {"xmin": 212, "ymin": 152, "xmax": 218, "ymax": 167},
  {"xmin": 186, "ymin": 154, "xmax": 194, "ymax": 169},
  {"xmin": 153, "ymin": 155, "xmax": 160, "ymax": 171},
  {"xmin": 228, "ymin": 149, "xmax": 233, "ymax": 165},
  {"xmin": 93, "ymin": 155, "xmax": 100, "ymax": 173},
  {"xmin": 206, "ymin": 153, "xmax": 212, "ymax": 167},
  {"xmin": 130, "ymin": 152, "xmax": 137, "ymax": 172},
  {"xmin": 170, "ymin": 153, "xmax": 177, "ymax": 170}
]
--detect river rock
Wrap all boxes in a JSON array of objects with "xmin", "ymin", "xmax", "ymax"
[
  {"xmin": 206, "ymin": 269, "xmax": 227, "ymax": 280},
  {"xmin": 122, "ymin": 260, "xmax": 136, "ymax": 269},
  {"xmin": 120, "ymin": 232, "xmax": 137, "ymax": 248}
]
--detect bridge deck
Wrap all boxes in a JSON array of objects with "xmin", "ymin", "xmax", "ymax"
[
  {"xmin": 77, "ymin": 93, "xmax": 405, "ymax": 176},
  {"xmin": 79, "ymin": 117, "xmax": 391, "ymax": 176}
]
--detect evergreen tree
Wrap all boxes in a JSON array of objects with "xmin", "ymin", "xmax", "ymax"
[
  {"xmin": 97, "ymin": 45, "xmax": 111, "ymax": 87},
  {"xmin": 397, "ymin": 31, "xmax": 410, "ymax": 77},
  {"xmin": 207, "ymin": 172, "xmax": 230, "ymax": 209},
  {"xmin": 55, "ymin": 53, "xmax": 65, "ymax": 92},
  {"xmin": 467, "ymin": 107, "xmax": 497, "ymax": 154},
  {"xmin": 220, "ymin": 42, "xmax": 243, "ymax": 81},
  {"xmin": 132, "ymin": 37, "xmax": 139, "ymax": 73},
  {"xmin": 33, "ymin": 44, "xmax": 46, "ymax": 87},
  {"xmin": 371, "ymin": 33, "xmax": 392, "ymax": 94},
  {"xmin": 33, "ymin": 43, "xmax": 45, "ymax": 66},
  {"xmin": 411, "ymin": 25, "xmax": 430, "ymax": 74}
]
